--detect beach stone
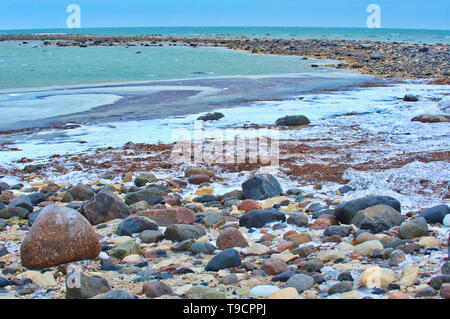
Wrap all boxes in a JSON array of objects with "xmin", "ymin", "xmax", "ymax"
[
  {"xmin": 272, "ymin": 270, "xmax": 295, "ymax": 282},
  {"xmin": 351, "ymin": 204, "xmax": 405, "ymax": 233},
  {"xmin": 0, "ymin": 182, "xmax": 10, "ymax": 192},
  {"xmin": 287, "ymin": 214, "xmax": 309, "ymax": 227},
  {"xmin": 439, "ymin": 283, "xmax": 450, "ymax": 299},
  {"xmin": 337, "ymin": 271, "xmax": 354, "ymax": 282},
  {"xmin": 197, "ymin": 112, "xmax": 225, "ymax": 121},
  {"xmin": 216, "ymin": 227, "xmax": 248, "ymax": 250},
  {"xmin": 301, "ymin": 259, "xmax": 324, "ymax": 273},
  {"xmin": 0, "ymin": 277, "xmax": 9, "ymax": 288},
  {"xmin": 360, "ymin": 266, "xmax": 395, "ymax": 289},
  {"xmin": 275, "ymin": 115, "xmax": 310, "ymax": 126},
  {"xmin": 116, "ymin": 216, "xmax": 158, "ymax": 236},
  {"xmin": 142, "ymin": 281, "xmax": 173, "ymax": 298},
  {"xmin": 383, "ymin": 238, "xmax": 406, "ymax": 250},
  {"xmin": 293, "ymin": 244, "xmax": 315, "ymax": 257},
  {"xmin": 201, "ymin": 213, "xmax": 225, "ymax": 228},
  {"xmin": 107, "ymin": 240, "xmax": 141, "ymax": 259},
  {"xmin": 65, "ymin": 271, "xmax": 111, "ymax": 299},
  {"xmin": 134, "ymin": 207, "xmax": 195, "ymax": 226},
  {"xmin": 172, "ymin": 239, "xmax": 194, "ymax": 251},
  {"xmin": 317, "ymin": 250, "xmax": 344, "ymax": 262},
  {"xmin": 0, "ymin": 207, "xmax": 30, "ymax": 219},
  {"xmin": 239, "ymin": 208, "xmax": 286, "ymax": 228},
  {"xmin": 80, "ymin": 189, "xmax": 131, "ymax": 225},
  {"xmin": 388, "ymin": 291, "xmax": 410, "ymax": 299},
  {"xmin": 334, "ymin": 196, "xmax": 401, "ymax": 225},
  {"xmin": 355, "ymin": 232, "xmax": 379, "ymax": 244},
  {"xmin": 418, "ymin": 236, "xmax": 440, "ymax": 247},
  {"xmin": 7, "ymin": 195, "xmax": 33, "ymax": 213},
  {"xmin": 268, "ymin": 287, "xmax": 301, "ymax": 299},
  {"xmin": 0, "ymin": 218, "xmax": 5, "ymax": 230},
  {"xmin": 20, "ymin": 204, "xmax": 101, "ymax": 269},
  {"xmin": 17, "ymin": 271, "xmax": 58, "ymax": 287},
  {"xmin": 241, "ymin": 174, "xmax": 282, "ymax": 200},
  {"xmin": 250, "ymin": 285, "xmax": 280, "ymax": 297},
  {"xmin": 247, "ymin": 243, "xmax": 270, "ymax": 255},
  {"xmin": 139, "ymin": 230, "xmax": 164, "ymax": 243},
  {"xmin": 415, "ymin": 287, "xmax": 438, "ymax": 298},
  {"xmin": 388, "ymin": 249, "xmax": 406, "ymax": 266},
  {"xmin": 418, "ymin": 205, "xmax": 449, "ymax": 224},
  {"xmin": 238, "ymin": 200, "xmax": 261, "ymax": 212},
  {"xmin": 28, "ymin": 192, "xmax": 46, "ymax": 205},
  {"xmin": 185, "ymin": 286, "xmax": 226, "ymax": 299},
  {"xmin": 262, "ymin": 259, "xmax": 288, "ymax": 275},
  {"xmin": 188, "ymin": 174, "xmax": 211, "ymax": 185},
  {"xmin": 285, "ymin": 274, "xmax": 315, "ymax": 293},
  {"xmin": 134, "ymin": 174, "xmax": 157, "ymax": 187},
  {"xmin": 220, "ymin": 274, "xmax": 238, "ymax": 284},
  {"xmin": 205, "ymin": 248, "xmax": 241, "ymax": 271},
  {"xmin": 353, "ymin": 240, "xmax": 383, "ymax": 256},
  {"xmin": 444, "ymin": 214, "xmax": 450, "ymax": 226},
  {"xmin": 67, "ymin": 184, "xmax": 95, "ymax": 201},
  {"xmin": 125, "ymin": 187, "xmax": 163, "ymax": 206},
  {"xmin": 324, "ymin": 225, "xmax": 352, "ymax": 237},
  {"xmin": 190, "ymin": 242, "xmax": 216, "ymax": 254},
  {"xmin": 398, "ymin": 217, "xmax": 428, "ymax": 239},
  {"xmin": 397, "ymin": 243, "xmax": 420, "ymax": 254},
  {"xmin": 0, "ymin": 245, "xmax": 9, "ymax": 257},
  {"xmin": 403, "ymin": 94, "xmax": 419, "ymax": 102},
  {"xmin": 164, "ymin": 224, "xmax": 206, "ymax": 242},
  {"xmin": 92, "ymin": 289, "xmax": 136, "ymax": 299},
  {"xmin": 328, "ymin": 281, "xmax": 353, "ymax": 295},
  {"xmin": 442, "ymin": 262, "xmax": 450, "ymax": 274},
  {"xmin": 412, "ymin": 114, "xmax": 450, "ymax": 123},
  {"xmin": 428, "ymin": 275, "xmax": 450, "ymax": 290},
  {"xmin": 185, "ymin": 167, "xmax": 216, "ymax": 178}
]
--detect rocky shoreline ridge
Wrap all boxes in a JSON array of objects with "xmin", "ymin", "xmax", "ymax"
[
  {"xmin": 1, "ymin": 34, "xmax": 449, "ymax": 80},
  {"xmin": 0, "ymin": 171, "xmax": 449, "ymax": 299}
]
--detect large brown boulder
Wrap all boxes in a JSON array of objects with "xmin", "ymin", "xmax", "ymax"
[
  {"xmin": 133, "ymin": 207, "xmax": 195, "ymax": 226},
  {"xmin": 20, "ymin": 204, "xmax": 101, "ymax": 269},
  {"xmin": 80, "ymin": 189, "xmax": 131, "ymax": 225}
]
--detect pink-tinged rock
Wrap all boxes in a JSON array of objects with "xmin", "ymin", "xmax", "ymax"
[
  {"xmin": 216, "ymin": 227, "xmax": 248, "ymax": 250},
  {"xmin": 187, "ymin": 174, "xmax": 211, "ymax": 185},
  {"xmin": 238, "ymin": 200, "xmax": 262, "ymax": 212},
  {"xmin": 20, "ymin": 204, "xmax": 101, "ymax": 270},
  {"xmin": 388, "ymin": 291, "xmax": 410, "ymax": 299},
  {"xmin": 262, "ymin": 259, "xmax": 288, "ymax": 275},
  {"xmin": 440, "ymin": 283, "xmax": 450, "ymax": 299},
  {"xmin": 133, "ymin": 207, "xmax": 195, "ymax": 226}
]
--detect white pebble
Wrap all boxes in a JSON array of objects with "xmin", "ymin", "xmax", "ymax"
[
  {"xmin": 250, "ymin": 285, "xmax": 280, "ymax": 297},
  {"xmin": 443, "ymin": 214, "xmax": 450, "ymax": 226}
]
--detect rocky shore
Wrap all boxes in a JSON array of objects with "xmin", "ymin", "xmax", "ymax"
[
  {"xmin": 0, "ymin": 168, "xmax": 449, "ymax": 299},
  {"xmin": 1, "ymin": 34, "xmax": 449, "ymax": 80}
]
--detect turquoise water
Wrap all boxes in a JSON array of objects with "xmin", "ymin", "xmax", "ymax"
[
  {"xmin": 1, "ymin": 26, "xmax": 449, "ymax": 44},
  {"xmin": 0, "ymin": 40, "xmax": 338, "ymax": 89}
]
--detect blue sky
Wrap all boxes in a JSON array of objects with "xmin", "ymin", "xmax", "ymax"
[{"xmin": 0, "ymin": 0, "xmax": 449, "ymax": 30}]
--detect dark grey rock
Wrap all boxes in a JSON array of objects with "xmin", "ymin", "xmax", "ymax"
[
  {"xmin": 287, "ymin": 214, "xmax": 309, "ymax": 227},
  {"xmin": 403, "ymin": 94, "xmax": 419, "ymax": 102},
  {"xmin": 275, "ymin": 115, "xmax": 310, "ymax": 126},
  {"xmin": 312, "ymin": 209, "xmax": 335, "ymax": 219},
  {"xmin": 204, "ymin": 248, "xmax": 241, "ymax": 271},
  {"xmin": 241, "ymin": 174, "xmax": 282, "ymax": 200},
  {"xmin": 116, "ymin": 216, "xmax": 158, "ymax": 236},
  {"xmin": 428, "ymin": 275, "xmax": 450, "ymax": 290},
  {"xmin": 139, "ymin": 230, "xmax": 164, "ymax": 243},
  {"xmin": 272, "ymin": 270, "xmax": 295, "ymax": 282},
  {"xmin": 0, "ymin": 207, "xmax": 30, "ymax": 219},
  {"xmin": 285, "ymin": 274, "xmax": 315, "ymax": 293},
  {"xmin": 164, "ymin": 224, "xmax": 206, "ymax": 242},
  {"xmin": 334, "ymin": 196, "xmax": 401, "ymax": 225},
  {"xmin": 125, "ymin": 187, "xmax": 163, "ymax": 206},
  {"xmin": 301, "ymin": 259, "xmax": 324, "ymax": 273},
  {"xmin": 81, "ymin": 189, "xmax": 131, "ymax": 225},
  {"xmin": 337, "ymin": 271, "xmax": 354, "ymax": 282},
  {"xmin": 328, "ymin": 281, "xmax": 353, "ymax": 295},
  {"xmin": 65, "ymin": 271, "xmax": 111, "ymax": 299},
  {"xmin": 190, "ymin": 242, "xmax": 216, "ymax": 254},
  {"xmin": 239, "ymin": 208, "xmax": 286, "ymax": 228},
  {"xmin": 172, "ymin": 239, "xmax": 194, "ymax": 252},
  {"xmin": 324, "ymin": 225, "xmax": 352, "ymax": 237},
  {"xmin": 134, "ymin": 174, "xmax": 157, "ymax": 187},
  {"xmin": 351, "ymin": 204, "xmax": 405, "ymax": 233},
  {"xmin": 419, "ymin": 205, "xmax": 449, "ymax": 224},
  {"xmin": 91, "ymin": 289, "xmax": 136, "ymax": 299},
  {"xmin": 7, "ymin": 195, "xmax": 33, "ymax": 213},
  {"xmin": 197, "ymin": 112, "xmax": 225, "ymax": 121}
]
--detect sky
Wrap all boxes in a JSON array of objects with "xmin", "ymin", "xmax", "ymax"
[{"xmin": 0, "ymin": 0, "xmax": 449, "ymax": 30}]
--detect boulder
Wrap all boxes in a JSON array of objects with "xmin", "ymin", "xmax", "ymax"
[
  {"xmin": 20, "ymin": 205, "xmax": 101, "ymax": 269},
  {"xmin": 334, "ymin": 196, "xmax": 401, "ymax": 225},
  {"xmin": 241, "ymin": 174, "xmax": 282, "ymax": 200},
  {"xmin": 80, "ymin": 189, "xmax": 131, "ymax": 225},
  {"xmin": 351, "ymin": 204, "xmax": 405, "ymax": 233}
]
